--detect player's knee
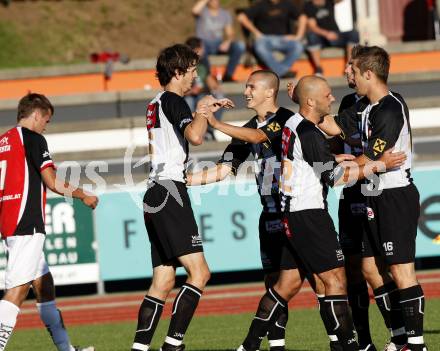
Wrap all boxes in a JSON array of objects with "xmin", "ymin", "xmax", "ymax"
[
  {"xmin": 322, "ymin": 269, "xmax": 347, "ymax": 294},
  {"xmin": 274, "ymin": 274, "xmax": 301, "ymax": 300},
  {"xmin": 188, "ymin": 265, "xmax": 210, "ymax": 288},
  {"xmin": 152, "ymin": 274, "xmax": 176, "ymax": 294},
  {"xmin": 389, "ymin": 264, "xmax": 417, "ymax": 289}
]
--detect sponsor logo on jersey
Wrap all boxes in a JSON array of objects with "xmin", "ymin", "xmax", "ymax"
[
  {"xmin": 146, "ymin": 103, "xmax": 157, "ymax": 131},
  {"xmin": 373, "ymin": 138, "xmax": 386, "ymax": 156},
  {"xmin": 179, "ymin": 118, "xmax": 192, "ymax": 129},
  {"xmin": 267, "ymin": 122, "xmax": 281, "ymax": 133},
  {"xmin": 350, "ymin": 203, "xmax": 366, "ymax": 215},
  {"xmin": 366, "ymin": 207, "xmax": 374, "ymax": 220},
  {"xmin": 0, "ymin": 194, "xmax": 21, "ymax": 202},
  {"xmin": 265, "ymin": 219, "xmax": 283, "ymax": 233},
  {"xmin": 0, "ymin": 136, "xmax": 8, "ymax": 145},
  {"xmin": 42, "ymin": 151, "xmax": 51, "ymax": 159},
  {"xmin": 0, "ymin": 136, "xmax": 10, "ymax": 153}
]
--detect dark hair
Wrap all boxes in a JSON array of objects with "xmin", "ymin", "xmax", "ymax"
[
  {"xmin": 156, "ymin": 44, "xmax": 199, "ymax": 86},
  {"xmin": 185, "ymin": 37, "xmax": 203, "ymax": 51},
  {"xmin": 353, "ymin": 45, "xmax": 390, "ymax": 83},
  {"xmin": 17, "ymin": 93, "xmax": 54, "ymax": 122},
  {"xmin": 250, "ymin": 69, "xmax": 280, "ymax": 98}
]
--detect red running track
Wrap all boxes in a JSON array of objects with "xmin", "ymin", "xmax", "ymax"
[{"xmin": 16, "ymin": 271, "xmax": 440, "ymax": 330}]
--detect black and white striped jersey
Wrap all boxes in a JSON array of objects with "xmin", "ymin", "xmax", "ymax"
[
  {"xmin": 280, "ymin": 113, "xmax": 344, "ymax": 212},
  {"xmin": 146, "ymin": 91, "xmax": 193, "ymax": 183},
  {"xmin": 218, "ymin": 107, "xmax": 294, "ymax": 213},
  {"xmin": 336, "ymin": 92, "xmax": 412, "ymax": 190}
]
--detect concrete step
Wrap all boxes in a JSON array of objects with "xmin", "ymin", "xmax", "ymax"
[{"xmin": 1, "ymin": 40, "xmax": 439, "ymax": 81}]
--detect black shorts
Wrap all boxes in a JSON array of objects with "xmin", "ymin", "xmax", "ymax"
[
  {"xmin": 283, "ymin": 209, "xmax": 345, "ymax": 274},
  {"xmin": 363, "ymin": 183, "xmax": 420, "ymax": 265},
  {"xmin": 143, "ymin": 180, "xmax": 203, "ymax": 268},
  {"xmin": 259, "ymin": 212, "xmax": 298, "ymax": 272},
  {"xmin": 338, "ymin": 182, "xmax": 368, "ymax": 256}
]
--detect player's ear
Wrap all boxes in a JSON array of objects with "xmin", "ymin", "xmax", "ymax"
[
  {"xmin": 365, "ymin": 70, "xmax": 373, "ymax": 81},
  {"xmin": 266, "ymin": 88, "xmax": 274, "ymax": 99},
  {"xmin": 307, "ymin": 97, "xmax": 314, "ymax": 108}
]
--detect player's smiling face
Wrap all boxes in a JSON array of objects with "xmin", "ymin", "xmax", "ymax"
[{"xmin": 244, "ymin": 75, "xmax": 266, "ymax": 110}]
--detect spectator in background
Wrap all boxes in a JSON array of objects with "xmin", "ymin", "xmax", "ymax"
[
  {"xmin": 237, "ymin": 0, "xmax": 307, "ymax": 79},
  {"xmin": 185, "ymin": 37, "xmax": 225, "ymax": 141},
  {"xmin": 192, "ymin": 0, "xmax": 245, "ymax": 82},
  {"xmin": 304, "ymin": 0, "xmax": 359, "ymax": 76}
]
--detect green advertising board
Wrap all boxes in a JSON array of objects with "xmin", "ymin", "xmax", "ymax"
[{"xmin": 0, "ymin": 197, "xmax": 98, "ymax": 288}]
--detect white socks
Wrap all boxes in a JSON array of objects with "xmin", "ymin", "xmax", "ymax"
[{"xmin": 0, "ymin": 300, "xmax": 20, "ymax": 351}]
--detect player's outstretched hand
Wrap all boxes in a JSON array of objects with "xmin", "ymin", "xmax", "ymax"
[
  {"xmin": 379, "ymin": 148, "xmax": 407, "ymax": 170},
  {"xmin": 335, "ymin": 154, "xmax": 356, "ymax": 163},
  {"xmin": 83, "ymin": 195, "xmax": 99, "ymax": 209},
  {"xmin": 208, "ymin": 98, "xmax": 235, "ymax": 113}
]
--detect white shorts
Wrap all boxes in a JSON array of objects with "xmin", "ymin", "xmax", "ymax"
[{"xmin": 2, "ymin": 233, "xmax": 50, "ymax": 289}]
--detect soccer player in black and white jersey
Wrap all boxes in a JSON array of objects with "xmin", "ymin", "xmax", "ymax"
[
  {"xmin": 318, "ymin": 46, "xmax": 428, "ymax": 351},
  {"xmin": 278, "ymin": 75, "xmax": 406, "ymax": 351},
  {"xmin": 0, "ymin": 93, "xmax": 98, "ymax": 351},
  {"xmin": 334, "ymin": 50, "xmax": 378, "ymax": 351},
  {"xmin": 188, "ymin": 70, "xmax": 302, "ymax": 351},
  {"xmin": 130, "ymin": 44, "xmax": 233, "ymax": 351}
]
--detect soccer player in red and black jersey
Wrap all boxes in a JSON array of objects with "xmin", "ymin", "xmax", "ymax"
[{"xmin": 0, "ymin": 93, "xmax": 98, "ymax": 351}]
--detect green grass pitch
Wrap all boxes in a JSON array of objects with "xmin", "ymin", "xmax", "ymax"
[{"xmin": 8, "ymin": 299, "xmax": 440, "ymax": 350}]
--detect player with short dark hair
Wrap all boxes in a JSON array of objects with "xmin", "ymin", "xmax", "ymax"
[
  {"xmin": 319, "ymin": 45, "xmax": 428, "ymax": 351},
  {"xmin": 0, "ymin": 93, "xmax": 98, "ymax": 351},
  {"xmin": 130, "ymin": 44, "xmax": 233, "ymax": 351}
]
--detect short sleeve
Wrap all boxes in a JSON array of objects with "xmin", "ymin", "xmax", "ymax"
[
  {"xmin": 299, "ymin": 125, "xmax": 343, "ymax": 187},
  {"xmin": 30, "ymin": 134, "xmax": 55, "ymax": 172},
  {"xmin": 260, "ymin": 108, "xmax": 293, "ymax": 143},
  {"xmin": 364, "ymin": 100, "xmax": 404, "ymax": 161},
  {"xmin": 161, "ymin": 92, "xmax": 193, "ymax": 135}
]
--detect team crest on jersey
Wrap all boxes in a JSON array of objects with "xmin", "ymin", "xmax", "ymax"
[
  {"xmin": 267, "ymin": 122, "xmax": 281, "ymax": 133},
  {"xmin": 373, "ymin": 138, "xmax": 386, "ymax": 156},
  {"xmin": 146, "ymin": 103, "xmax": 158, "ymax": 131},
  {"xmin": 366, "ymin": 207, "xmax": 375, "ymax": 220}
]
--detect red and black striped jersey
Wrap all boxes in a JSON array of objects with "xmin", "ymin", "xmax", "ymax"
[{"xmin": 0, "ymin": 126, "xmax": 55, "ymax": 238}]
